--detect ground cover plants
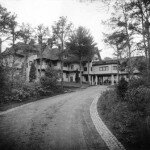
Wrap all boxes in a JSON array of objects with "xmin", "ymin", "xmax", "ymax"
[
  {"xmin": 97, "ymin": 77, "xmax": 150, "ymax": 150},
  {"xmin": 0, "ymin": 65, "xmax": 63, "ymax": 110}
]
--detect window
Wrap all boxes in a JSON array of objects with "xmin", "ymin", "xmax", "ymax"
[
  {"xmin": 64, "ymin": 55, "xmax": 67, "ymax": 59},
  {"xmin": 105, "ymin": 66, "xmax": 109, "ymax": 71},
  {"xmin": 64, "ymin": 63, "xmax": 67, "ymax": 67},
  {"xmin": 53, "ymin": 62, "xmax": 57, "ymax": 66},
  {"xmin": 99, "ymin": 67, "xmax": 103, "ymax": 71},
  {"xmin": 29, "ymin": 61, "xmax": 32, "ymax": 66},
  {"xmin": 71, "ymin": 65, "xmax": 74, "ymax": 70},
  {"xmin": 113, "ymin": 66, "xmax": 117, "ymax": 70},
  {"xmin": 84, "ymin": 67, "xmax": 87, "ymax": 71},
  {"xmin": 99, "ymin": 66, "xmax": 109, "ymax": 71},
  {"xmin": 66, "ymin": 73, "xmax": 69, "ymax": 78},
  {"xmin": 70, "ymin": 76, "xmax": 73, "ymax": 82}
]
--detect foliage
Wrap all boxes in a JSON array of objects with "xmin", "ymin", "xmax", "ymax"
[
  {"xmin": 18, "ymin": 23, "xmax": 33, "ymax": 44},
  {"xmin": 40, "ymin": 67, "xmax": 61, "ymax": 96},
  {"xmin": 10, "ymin": 81, "xmax": 39, "ymax": 102},
  {"xmin": 67, "ymin": 26, "xmax": 95, "ymax": 59},
  {"xmin": 125, "ymin": 86, "xmax": 150, "ymax": 113},
  {"xmin": 98, "ymin": 78, "xmax": 150, "ymax": 150},
  {"xmin": 0, "ymin": 4, "xmax": 16, "ymax": 36},
  {"xmin": 52, "ymin": 16, "xmax": 73, "ymax": 89},
  {"xmin": 67, "ymin": 26, "xmax": 96, "ymax": 85},
  {"xmin": 128, "ymin": 77, "xmax": 145, "ymax": 89},
  {"xmin": 0, "ymin": 65, "xmax": 10, "ymax": 103},
  {"xmin": 29, "ymin": 62, "xmax": 36, "ymax": 82},
  {"xmin": 116, "ymin": 77, "xmax": 128, "ymax": 100}
]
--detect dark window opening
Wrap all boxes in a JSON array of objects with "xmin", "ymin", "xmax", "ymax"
[{"xmin": 84, "ymin": 67, "xmax": 87, "ymax": 71}]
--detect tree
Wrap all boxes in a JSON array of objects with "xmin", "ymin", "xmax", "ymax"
[
  {"xmin": 0, "ymin": 4, "xmax": 17, "ymax": 63},
  {"xmin": 86, "ymin": 46, "xmax": 96, "ymax": 84},
  {"xmin": 104, "ymin": 31, "xmax": 127, "ymax": 81},
  {"xmin": 67, "ymin": 26, "xmax": 96, "ymax": 86},
  {"xmin": 17, "ymin": 23, "xmax": 34, "ymax": 81},
  {"xmin": 40, "ymin": 67, "xmax": 59, "ymax": 95},
  {"xmin": 29, "ymin": 62, "xmax": 36, "ymax": 82},
  {"xmin": 52, "ymin": 16, "xmax": 72, "ymax": 89},
  {"xmin": 103, "ymin": 0, "xmax": 138, "ymax": 80},
  {"xmin": 6, "ymin": 14, "xmax": 19, "ymax": 86},
  {"xmin": 125, "ymin": 0, "xmax": 150, "ymax": 81},
  {"xmin": 35, "ymin": 24, "xmax": 49, "ymax": 78},
  {"xmin": 0, "ymin": 4, "xmax": 13, "ymax": 38}
]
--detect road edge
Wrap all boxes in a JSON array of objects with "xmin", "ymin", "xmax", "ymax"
[{"xmin": 90, "ymin": 92, "xmax": 126, "ymax": 150}]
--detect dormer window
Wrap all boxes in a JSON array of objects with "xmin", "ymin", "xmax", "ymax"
[{"xmin": 71, "ymin": 65, "xmax": 74, "ymax": 70}]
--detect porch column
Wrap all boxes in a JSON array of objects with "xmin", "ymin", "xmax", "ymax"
[
  {"xmin": 95, "ymin": 75, "xmax": 98, "ymax": 85},
  {"xmin": 89, "ymin": 75, "xmax": 91, "ymax": 85},
  {"xmin": 111, "ymin": 74, "xmax": 114, "ymax": 85},
  {"xmin": 116, "ymin": 74, "xmax": 119, "ymax": 83},
  {"xmin": 91, "ymin": 76, "xmax": 94, "ymax": 85}
]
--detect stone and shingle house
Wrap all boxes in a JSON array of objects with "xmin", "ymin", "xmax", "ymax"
[{"xmin": 1, "ymin": 43, "xmax": 141, "ymax": 85}]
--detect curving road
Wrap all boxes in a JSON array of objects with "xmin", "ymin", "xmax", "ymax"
[{"xmin": 0, "ymin": 86, "xmax": 108, "ymax": 150}]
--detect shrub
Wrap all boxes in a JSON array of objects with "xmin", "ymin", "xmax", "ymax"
[
  {"xmin": 128, "ymin": 77, "xmax": 145, "ymax": 89},
  {"xmin": 116, "ymin": 77, "xmax": 128, "ymax": 100},
  {"xmin": 40, "ymin": 67, "xmax": 61, "ymax": 96},
  {"xmin": 29, "ymin": 62, "xmax": 36, "ymax": 82},
  {"xmin": 0, "ymin": 65, "xmax": 10, "ymax": 103},
  {"xmin": 125, "ymin": 86, "xmax": 150, "ymax": 114},
  {"xmin": 98, "ymin": 85, "xmax": 150, "ymax": 150},
  {"xmin": 10, "ymin": 80, "xmax": 39, "ymax": 102}
]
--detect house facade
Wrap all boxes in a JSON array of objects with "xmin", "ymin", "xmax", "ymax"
[
  {"xmin": 85, "ymin": 59, "xmax": 140, "ymax": 85},
  {"xmin": 2, "ymin": 44, "xmax": 140, "ymax": 85}
]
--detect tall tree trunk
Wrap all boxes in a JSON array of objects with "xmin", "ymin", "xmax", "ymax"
[
  {"xmin": 79, "ymin": 59, "xmax": 82, "ymax": 86},
  {"xmin": 87, "ymin": 60, "xmax": 90, "ymax": 85},
  {"xmin": 147, "ymin": 22, "xmax": 150, "ymax": 81},
  {"xmin": 11, "ymin": 30, "xmax": 16, "ymax": 88},
  {"xmin": 123, "ymin": 8, "xmax": 132, "ymax": 80},
  {"xmin": 23, "ymin": 53, "xmax": 28, "ymax": 81},
  {"xmin": 60, "ymin": 59, "xmax": 64, "ymax": 89},
  {"xmin": 39, "ymin": 44, "xmax": 42, "ymax": 79},
  {"xmin": 116, "ymin": 45, "xmax": 120, "ymax": 82},
  {"xmin": 0, "ymin": 38, "xmax": 2, "ymax": 65},
  {"xmin": 142, "ymin": 18, "xmax": 149, "ymax": 77},
  {"xmin": 139, "ymin": 0, "xmax": 149, "ymax": 81},
  {"xmin": 61, "ymin": 40, "xmax": 64, "ymax": 90}
]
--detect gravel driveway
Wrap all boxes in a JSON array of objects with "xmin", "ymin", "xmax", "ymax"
[{"xmin": 0, "ymin": 86, "xmax": 108, "ymax": 150}]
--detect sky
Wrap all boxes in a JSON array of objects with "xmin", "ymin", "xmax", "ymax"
[{"xmin": 0, "ymin": 0, "xmax": 114, "ymax": 59}]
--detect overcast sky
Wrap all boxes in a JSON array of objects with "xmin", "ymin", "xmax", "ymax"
[{"xmin": 0, "ymin": 0, "xmax": 114, "ymax": 58}]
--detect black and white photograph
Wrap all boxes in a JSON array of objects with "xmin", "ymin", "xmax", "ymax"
[{"xmin": 0, "ymin": 0, "xmax": 150, "ymax": 150}]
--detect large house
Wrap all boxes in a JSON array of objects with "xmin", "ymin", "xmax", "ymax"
[{"xmin": 1, "ymin": 43, "xmax": 140, "ymax": 85}]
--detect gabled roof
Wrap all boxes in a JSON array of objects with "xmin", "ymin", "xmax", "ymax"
[
  {"xmin": 38, "ymin": 46, "xmax": 91, "ymax": 63},
  {"xmin": 93, "ymin": 59, "xmax": 118, "ymax": 66},
  {"xmin": 92, "ymin": 56, "xmax": 145, "ymax": 66},
  {"xmin": 2, "ymin": 42, "xmax": 38, "ymax": 57},
  {"xmin": 37, "ymin": 46, "xmax": 59, "ymax": 60}
]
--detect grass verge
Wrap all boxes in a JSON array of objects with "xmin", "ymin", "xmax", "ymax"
[{"xmin": 97, "ymin": 88, "xmax": 150, "ymax": 150}]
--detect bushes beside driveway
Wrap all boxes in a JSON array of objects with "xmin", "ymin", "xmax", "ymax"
[
  {"xmin": 97, "ymin": 78, "xmax": 150, "ymax": 150},
  {"xmin": 0, "ymin": 66, "xmax": 62, "ymax": 105}
]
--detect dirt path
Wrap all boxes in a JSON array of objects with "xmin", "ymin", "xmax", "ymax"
[{"xmin": 0, "ymin": 86, "xmax": 108, "ymax": 150}]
